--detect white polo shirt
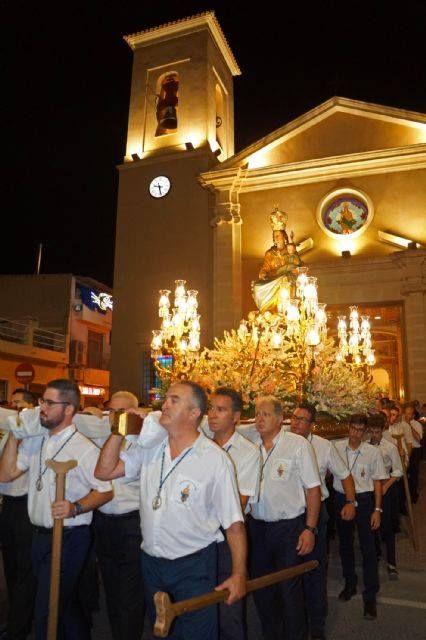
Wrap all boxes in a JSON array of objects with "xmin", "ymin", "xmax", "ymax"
[
  {"xmin": 121, "ymin": 431, "xmax": 243, "ymax": 560},
  {"xmin": 333, "ymin": 439, "xmax": 388, "ymax": 494},
  {"xmin": 0, "ymin": 430, "xmax": 29, "ymax": 497},
  {"xmin": 369, "ymin": 438, "xmax": 403, "ymax": 478},
  {"xmin": 97, "ymin": 437, "xmax": 140, "ymax": 516},
  {"xmin": 408, "ymin": 419, "xmax": 423, "ymax": 449},
  {"xmin": 16, "ymin": 425, "xmax": 112, "ymax": 528},
  {"xmin": 250, "ymin": 428, "xmax": 321, "ymax": 522},
  {"xmin": 216, "ymin": 431, "xmax": 261, "ymax": 500},
  {"xmin": 308, "ymin": 433, "xmax": 350, "ymax": 500}
]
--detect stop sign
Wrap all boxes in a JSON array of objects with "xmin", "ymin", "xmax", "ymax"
[{"xmin": 15, "ymin": 362, "xmax": 35, "ymax": 385}]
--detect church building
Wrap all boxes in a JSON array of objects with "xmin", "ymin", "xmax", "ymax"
[{"xmin": 111, "ymin": 11, "xmax": 426, "ymax": 403}]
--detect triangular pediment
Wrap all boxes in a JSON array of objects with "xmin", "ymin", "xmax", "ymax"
[{"xmin": 219, "ymin": 97, "xmax": 426, "ymax": 170}]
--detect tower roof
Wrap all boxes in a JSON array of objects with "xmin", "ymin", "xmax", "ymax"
[{"xmin": 124, "ymin": 11, "xmax": 241, "ymax": 76}]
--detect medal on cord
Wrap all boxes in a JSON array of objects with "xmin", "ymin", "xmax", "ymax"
[
  {"xmin": 35, "ymin": 429, "xmax": 77, "ymax": 492},
  {"xmin": 152, "ymin": 444, "xmax": 193, "ymax": 510}
]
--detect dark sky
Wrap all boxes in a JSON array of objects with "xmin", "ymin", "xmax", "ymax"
[{"xmin": 2, "ymin": 0, "xmax": 425, "ymax": 286}]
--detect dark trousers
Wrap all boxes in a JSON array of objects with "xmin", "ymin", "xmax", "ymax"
[
  {"xmin": 248, "ymin": 514, "xmax": 306, "ymax": 640},
  {"xmin": 408, "ymin": 448, "xmax": 422, "ymax": 502},
  {"xmin": 141, "ymin": 543, "xmax": 218, "ymax": 640},
  {"xmin": 302, "ymin": 502, "xmax": 329, "ymax": 635},
  {"xmin": 335, "ymin": 491, "xmax": 379, "ymax": 603},
  {"xmin": 94, "ymin": 510, "xmax": 144, "ymax": 640},
  {"xmin": 32, "ymin": 525, "xmax": 91, "ymax": 640},
  {"xmin": 376, "ymin": 483, "xmax": 398, "ymax": 566},
  {"xmin": 217, "ymin": 540, "xmax": 245, "ymax": 640},
  {"xmin": 0, "ymin": 494, "xmax": 37, "ymax": 640}
]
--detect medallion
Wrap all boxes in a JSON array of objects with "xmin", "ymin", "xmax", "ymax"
[
  {"xmin": 152, "ymin": 495, "xmax": 162, "ymax": 510},
  {"xmin": 35, "ymin": 477, "xmax": 43, "ymax": 492}
]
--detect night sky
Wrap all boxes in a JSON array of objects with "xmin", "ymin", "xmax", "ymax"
[{"xmin": 2, "ymin": 1, "xmax": 425, "ymax": 286}]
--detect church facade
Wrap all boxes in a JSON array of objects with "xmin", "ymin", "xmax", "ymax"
[{"xmin": 111, "ymin": 12, "xmax": 426, "ymax": 403}]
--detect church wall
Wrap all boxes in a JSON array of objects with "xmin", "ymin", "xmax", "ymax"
[{"xmin": 266, "ymin": 112, "xmax": 425, "ymax": 165}]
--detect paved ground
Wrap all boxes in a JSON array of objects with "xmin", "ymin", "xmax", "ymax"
[{"xmin": 2, "ymin": 462, "xmax": 426, "ymax": 639}]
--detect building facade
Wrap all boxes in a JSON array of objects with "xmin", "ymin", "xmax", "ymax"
[
  {"xmin": 0, "ymin": 274, "xmax": 112, "ymax": 405},
  {"xmin": 112, "ymin": 12, "xmax": 426, "ymax": 403}
]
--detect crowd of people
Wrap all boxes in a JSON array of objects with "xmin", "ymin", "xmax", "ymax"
[{"xmin": 0, "ymin": 380, "xmax": 424, "ymax": 640}]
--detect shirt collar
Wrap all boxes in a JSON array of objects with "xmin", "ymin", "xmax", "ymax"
[{"xmin": 48, "ymin": 424, "xmax": 76, "ymax": 442}]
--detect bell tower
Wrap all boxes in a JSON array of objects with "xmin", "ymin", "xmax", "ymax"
[{"xmin": 111, "ymin": 12, "xmax": 240, "ymax": 395}]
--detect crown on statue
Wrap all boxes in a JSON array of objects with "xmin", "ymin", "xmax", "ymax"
[{"xmin": 269, "ymin": 206, "xmax": 288, "ymax": 232}]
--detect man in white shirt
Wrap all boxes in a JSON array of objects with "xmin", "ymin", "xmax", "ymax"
[
  {"xmin": 247, "ymin": 396, "xmax": 321, "ymax": 640},
  {"xmin": 93, "ymin": 390, "xmax": 145, "ymax": 640},
  {"xmin": 290, "ymin": 402, "xmax": 356, "ymax": 640},
  {"xmin": 207, "ymin": 387, "xmax": 261, "ymax": 640},
  {"xmin": 368, "ymin": 413, "xmax": 403, "ymax": 579},
  {"xmin": 404, "ymin": 402, "xmax": 423, "ymax": 503},
  {"xmin": 95, "ymin": 380, "xmax": 246, "ymax": 640},
  {"xmin": 0, "ymin": 388, "xmax": 37, "ymax": 640},
  {"xmin": 0, "ymin": 379, "xmax": 113, "ymax": 640},
  {"xmin": 333, "ymin": 414, "xmax": 388, "ymax": 620}
]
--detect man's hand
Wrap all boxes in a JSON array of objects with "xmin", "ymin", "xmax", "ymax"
[
  {"xmin": 215, "ymin": 573, "xmax": 246, "ymax": 605},
  {"xmin": 296, "ymin": 529, "xmax": 315, "ymax": 555},
  {"xmin": 371, "ymin": 511, "xmax": 381, "ymax": 530},
  {"xmin": 340, "ymin": 503, "xmax": 356, "ymax": 521},
  {"xmin": 51, "ymin": 500, "xmax": 75, "ymax": 520}
]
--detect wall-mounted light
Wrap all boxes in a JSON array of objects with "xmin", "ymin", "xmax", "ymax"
[
  {"xmin": 378, "ymin": 230, "xmax": 422, "ymax": 249},
  {"xmin": 131, "ymin": 153, "xmax": 141, "ymax": 161},
  {"xmin": 341, "ymin": 250, "xmax": 351, "ymax": 258},
  {"xmin": 185, "ymin": 142, "xmax": 195, "ymax": 151},
  {"xmin": 213, "ymin": 148, "xmax": 222, "ymax": 157}
]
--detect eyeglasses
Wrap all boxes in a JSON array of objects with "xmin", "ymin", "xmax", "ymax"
[
  {"xmin": 291, "ymin": 415, "xmax": 311, "ymax": 423},
  {"xmin": 38, "ymin": 398, "xmax": 70, "ymax": 408}
]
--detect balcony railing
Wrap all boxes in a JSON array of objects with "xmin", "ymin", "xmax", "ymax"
[{"xmin": 0, "ymin": 317, "xmax": 66, "ymax": 353}]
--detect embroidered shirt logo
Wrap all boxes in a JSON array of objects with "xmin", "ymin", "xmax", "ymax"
[
  {"xmin": 277, "ymin": 464, "xmax": 285, "ymax": 477},
  {"xmin": 180, "ymin": 485, "xmax": 191, "ymax": 503},
  {"xmin": 360, "ymin": 468, "xmax": 366, "ymax": 478}
]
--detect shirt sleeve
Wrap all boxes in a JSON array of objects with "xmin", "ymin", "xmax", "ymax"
[
  {"xmin": 136, "ymin": 411, "xmax": 168, "ymax": 449},
  {"xmin": 211, "ymin": 454, "xmax": 244, "ymax": 530},
  {"xmin": 16, "ymin": 435, "xmax": 36, "ymax": 472},
  {"xmin": 388, "ymin": 443, "xmax": 403, "ymax": 478},
  {"xmin": 79, "ymin": 446, "xmax": 113, "ymax": 493},
  {"xmin": 299, "ymin": 439, "xmax": 321, "ymax": 489},
  {"xmin": 371, "ymin": 447, "xmax": 388, "ymax": 481},
  {"xmin": 121, "ymin": 443, "xmax": 145, "ymax": 480},
  {"xmin": 236, "ymin": 445, "xmax": 261, "ymax": 497},
  {"xmin": 328, "ymin": 441, "xmax": 350, "ymax": 479}
]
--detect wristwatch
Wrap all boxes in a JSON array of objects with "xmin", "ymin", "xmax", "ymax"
[
  {"xmin": 304, "ymin": 525, "xmax": 318, "ymax": 535},
  {"xmin": 345, "ymin": 499, "xmax": 358, "ymax": 507},
  {"xmin": 73, "ymin": 502, "xmax": 84, "ymax": 518},
  {"xmin": 374, "ymin": 507, "xmax": 383, "ymax": 513}
]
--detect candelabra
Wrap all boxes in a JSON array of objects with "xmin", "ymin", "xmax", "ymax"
[
  {"xmin": 238, "ymin": 266, "xmax": 328, "ymax": 399},
  {"xmin": 336, "ymin": 306, "xmax": 376, "ymax": 367},
  {"xmin": 151, "ymin": 280, "xmax": 201, "ymax": 381}
]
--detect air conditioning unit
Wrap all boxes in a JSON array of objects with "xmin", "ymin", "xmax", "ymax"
[{"xmin": 70, "ymin": 340, "xmax": 86, "ymax": 366}]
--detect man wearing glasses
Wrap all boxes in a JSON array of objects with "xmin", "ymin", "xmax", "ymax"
[
  {"xmin": 290, "ymin": 402, "xmax": 356, "ymax": 640},
  {"xmin": 248, "ymin": 395, "xmax": 321, "ymax": 640},
  {"xmin": 333, "ymin": 414, "xmax": 387, "ymax": 621},
  {"xmin": 0, "ymin": 378, "xmax": 113, "ymax": 640}
]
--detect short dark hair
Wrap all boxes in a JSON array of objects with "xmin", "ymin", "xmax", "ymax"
[
  {"xmin": 367, "ymin": 413, "xmax": 387, "ymax": 430},
  {"xmin": 214, "ymin": 387, "xmax": 243, "ymax": 413},
  {"xmin": 349, "ymin": 414, "xmax": 368, "ymax": 428},
  {"xmin": 12, "ymin": 388, "xmax": 35, "ymax": 405},
  {"xmin": 46, "ymin": 379, "xmax": 80, "ymax": 414},
  {"xmin": 177, "ymin": 380, "xmax": 207, "ymax": 424},
  {"xmin": 296, "ymin": 401, "xmax": 316, "ymax": 423}
]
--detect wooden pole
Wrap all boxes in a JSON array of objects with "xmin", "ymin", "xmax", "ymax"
[
  {"xmin": 391, "ymin": 433, "xmax": 418, "ymax": 551},
  {"xmin": 46, "ymin": 459, "xmax": 78, "ymax": 640},
  {"xmin": 154, "ymin": 559, "xmax": 318, "ymax": 637}
]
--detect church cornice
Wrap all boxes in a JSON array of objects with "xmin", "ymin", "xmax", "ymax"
[
  {"xmin": 217, "ymin": 97, "xmax": 426, "ymax": 171},
  {"xmin": 124, "ymin": 11, "xmax": 241, "ymax": 76},
  {"xmin": 199, "ymin": 144, "xmax": 426, "ymax": 192}
]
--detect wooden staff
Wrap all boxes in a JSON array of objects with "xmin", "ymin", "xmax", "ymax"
[
  {"xmin": 46, "ymin": 459, "xmax": 78, "ymax": 640},
  {"xmin": 154, "ymin": 559, "xmax": 318, "ymax": 637},
  {"xmin": 391, "ymin": 433, "xmax": 418, "ymax": 551}
]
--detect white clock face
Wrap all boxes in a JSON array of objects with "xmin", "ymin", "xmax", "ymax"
[{"xmin": 149, "ymin": 176, "xmax": 171, "ymax": 198}]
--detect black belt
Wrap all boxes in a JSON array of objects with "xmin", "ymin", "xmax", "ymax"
[
  {"xmin": 97, "ymin": 509, "xmax": 139, "ymax": 520},
  {"xmin": 32, "ymin": 525, "xmax": 89, "ymax": 535},
  {"xmin": 2, "ymin": 494, "xmax": 28, "ymax": 502}
]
